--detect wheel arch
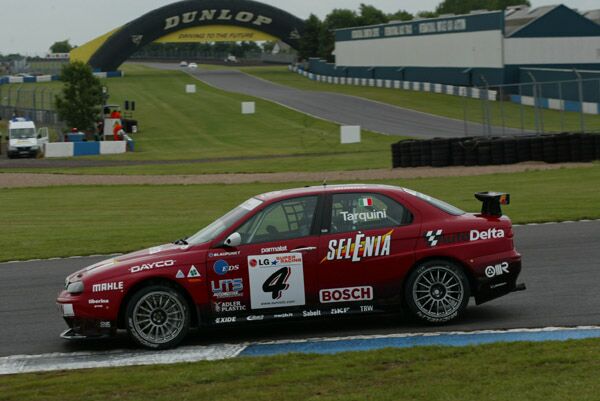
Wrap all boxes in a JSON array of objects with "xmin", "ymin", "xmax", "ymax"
[
  {"xmin": 405, "ymin": 255, "xmax": 477, "ymax": 295},
  {"xmin": 117, "ymin": 277, "xmax": 199, "ymax": 329}
]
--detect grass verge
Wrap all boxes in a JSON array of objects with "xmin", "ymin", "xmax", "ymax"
[
  {"xmin": 1, "ymin": 165, "xmax": 598, "ymax": 262},
  {"xmin": 2, "ymin": 339, "xmax": 600, "ymax": 401},
  {"xmin": 1, "ymin": 64, "xmax": 398, "ymax": 174},
  {"xmin": 239, "ymin": 66, "xmax": 600, "ymax": 133}
]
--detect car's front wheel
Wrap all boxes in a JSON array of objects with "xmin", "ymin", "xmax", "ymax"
[
  {"xmin": 404, "ymin": 260, "xmax": 470, "ymax": 324},
  {"xmin": 126, "ymin": 284, "xmax": 190, "ymax": 349}
]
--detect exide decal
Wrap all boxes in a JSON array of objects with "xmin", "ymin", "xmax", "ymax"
[
  {"xmin": 319, "ymin": 286, "xmax": 373, "ymax": 303},
  {"xmin": 323, "ymin": 230, "xmax": 393, "ymax": 263},
  {"xmin": 129, "ymin": 260, "xmax": 175, "ymax": 274}
]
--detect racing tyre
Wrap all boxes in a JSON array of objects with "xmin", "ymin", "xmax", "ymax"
[
  {"xmin": 126, "ymin": 284, "xmax": 190, "ymax": 349},
  {"xmin": 405, "ymin": 260, "xmax": 470, "ymax": 324}
]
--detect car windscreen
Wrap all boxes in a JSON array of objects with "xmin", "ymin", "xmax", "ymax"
[
  {"xmin": 403, "ymin": 188, "xmax": 465, "ymax": 216},
  {"xmin": 10, "ymin": 128, "xmax": 36, "ymax": 139},
  {"xmin": 186, "ymin": 198, "xmax": 264, "ymax": 245}
]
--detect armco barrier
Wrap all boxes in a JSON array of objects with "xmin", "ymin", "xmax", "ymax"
[{"xmin": 391, "ymin": 133, "xmax": 600, "ymax": 168}]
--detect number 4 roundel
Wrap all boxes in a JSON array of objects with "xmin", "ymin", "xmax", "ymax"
[{"xmin": 263, "ymin": 267, "xmax": 291, "ymax": 300}]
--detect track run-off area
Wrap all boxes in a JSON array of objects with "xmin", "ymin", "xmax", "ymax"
[
  {"xmin": 148, "ymin": 63, "xmax": 524, "ymax": 138},
  {"xmin": 1, "ymin": 219, "xmax": 599, "ymax": 374}
]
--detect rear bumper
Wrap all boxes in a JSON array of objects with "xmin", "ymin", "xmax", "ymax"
[{"xmin": 472, "ymin": 253, "xmax": 525, "ymax": 305}]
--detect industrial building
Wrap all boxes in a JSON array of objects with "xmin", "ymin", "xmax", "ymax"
[{"xmin": 309, "ymin": 4, "xmax": 600, "ymax": 98}]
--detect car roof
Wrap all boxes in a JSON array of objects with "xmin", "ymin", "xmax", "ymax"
[
  {"xmin": 255, "ymin": 184, "xmax": 405, "ymax": 201},
  {"xmin": 9, "ymin": 119, "xmax": 35, "ymax": 129}
]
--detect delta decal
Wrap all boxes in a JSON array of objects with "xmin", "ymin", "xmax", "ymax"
[{"xmin": 322, "ymin": 230, "xmax": 393, "ymax": 263}]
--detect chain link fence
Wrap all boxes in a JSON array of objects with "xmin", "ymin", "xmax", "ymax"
[
  {"xmin": 0, "ymin": 85, "xmax": 65, "ymax": 140},
  {"xmin": 465, "ymin": 77, "xmax": 600, "ymax": 136}
]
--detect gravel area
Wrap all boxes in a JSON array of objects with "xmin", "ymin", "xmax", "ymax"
[{"xmin": 0, "ymin": 162, "xmax": 592, "ymax": 188}]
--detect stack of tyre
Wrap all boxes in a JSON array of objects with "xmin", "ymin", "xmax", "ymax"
[{"xmin": 391, "ymin": 133, "xmax": 600, "ymax": 168}]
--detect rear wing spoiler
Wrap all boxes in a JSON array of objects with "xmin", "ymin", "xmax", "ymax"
[{"xmin": 475, "ymin": 192, "xmax": 510, "ymax": 217}]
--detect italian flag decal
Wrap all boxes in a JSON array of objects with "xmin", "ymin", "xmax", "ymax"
[{"xmin": 359, "ymin": 197, "xmax": 373, "ymax": 207}]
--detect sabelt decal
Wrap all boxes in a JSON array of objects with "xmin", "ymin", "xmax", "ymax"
[
  {"xmin": 129, "ymin": 260, "xmax": 175, "ymax": 274},
  {"xmin": 319, "ymin": 286, "xmax": 373, "ymax": 303},
  {"xmin": 323, "ymin": 230, "xmax": 393, "ymax": 263},
  {"xmin": 92, "ymin": 281, "xmax": 124, "ymax": 293},
  {"xmin": 248, "ymin": 253, "xmax": 305, "ymax": 310}
]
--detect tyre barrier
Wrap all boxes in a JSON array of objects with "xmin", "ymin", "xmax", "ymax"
[{"xmin": 391, "ymin": 133, "xmax": 600, "ymax": 168}]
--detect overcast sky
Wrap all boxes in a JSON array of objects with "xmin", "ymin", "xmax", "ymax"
[{"xmin": 1, "ymin": 0, "xmax": 597, "ymax": 55}]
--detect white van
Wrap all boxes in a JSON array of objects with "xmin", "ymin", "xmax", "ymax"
[{"xmin": 7, "ymin": 118, "xmax": 49, "ymax": 159}]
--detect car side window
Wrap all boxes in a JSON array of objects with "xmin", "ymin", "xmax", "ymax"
[
  {"xmin": 330, "ymin": 193, "xmax": 412, "ymax": 234},
  {"xmin": 237, "ymin": 196, "xmax": 318, "ymax": 245}
]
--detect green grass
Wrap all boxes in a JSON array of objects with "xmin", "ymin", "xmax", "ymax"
[
  {"xmin": 1, "ymin": 64, "xmax": 399, "ymax": 174},
  {"xmin": 3, "ymin": 339, "xmax": 600, "ymax": 401},
  {"xmin": 238, "ymin": 65, "xmax": 600, "ymax": 133},
  {"xmin": 1, "ymin": 165, "xmax": 599, "ymax": 262}
]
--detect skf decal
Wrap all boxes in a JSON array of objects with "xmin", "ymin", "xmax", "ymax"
[{"xmin": 323, "ymin": 230, "xmax": 393, "ymax": 263}]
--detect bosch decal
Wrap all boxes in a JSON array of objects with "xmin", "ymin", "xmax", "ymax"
[
  {"xmin": 319, "ymin": 286, "xmax": 374, "ymax": 303},
  {"xmin": 324, "ymin": 230, "xmax": 393, "ymax": 263}
]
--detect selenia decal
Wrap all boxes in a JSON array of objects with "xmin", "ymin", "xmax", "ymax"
[
  {"xmin": 248, "ymin": 253, "xmax": 305, "ymax": 310},
  {"xmin": 323, "ymin": 230, "xmax": 393, "ymax": 263}
]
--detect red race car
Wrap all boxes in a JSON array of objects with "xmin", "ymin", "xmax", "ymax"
[{"xmin": 57, "ymin": 184, "xmax": 525, "ymax": 349}]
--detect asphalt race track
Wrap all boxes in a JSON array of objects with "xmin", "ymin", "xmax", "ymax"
[
  {"xmin": 1, "ymin": 220, "xmax": 599, "ymax": 358},
  {"xmin": 148, "ymin": 62, "xmax": 525, "ymax": 139}
]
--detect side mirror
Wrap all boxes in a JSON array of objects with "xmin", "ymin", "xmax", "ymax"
[
  {"xmin": 37, "ymin": 134, "xmax": 42, "ymax": 139},
  {"xmin": 223, "ymin": 232, "xmax": 241, "ymax": 248}
]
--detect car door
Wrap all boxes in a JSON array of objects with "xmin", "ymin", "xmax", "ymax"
[
  {"xmin": 317, "ymin": 192, "xmax": 420, "ymax": 308},
  {"xmin": 207, "ymin": 195, "xmax": 323, "ymax": 322}
]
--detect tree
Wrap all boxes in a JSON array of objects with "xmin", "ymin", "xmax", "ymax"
[
  {"xmin": 388, "ymin": 10, "xmax": 414, "ymax": 21},
  {"xmin": 55, "ymin": 61, "xmax": 103, "ymax": 132},
  {"xmin": 358, "ymin": 4, "xmax": 389, "ymax": 26},
  {"xmin": 50, "ymin": 40, "xmax": 73, "ymax": 54},
  {"xmin": 435, "ymin": 0, "xmax": 530, "ymax": 15},
  {"xmin": 298, "ymin": 14, "xmax": 323, "ymax": 60}
]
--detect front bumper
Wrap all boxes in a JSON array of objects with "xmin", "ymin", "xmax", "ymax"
[
  {"xmin": 57, "ymin": 291, "xmax": 118, "ymax": 339},
  {"xmin": 60, "ymin": 316, "xmax": 116, "ymax": 339},
  {"xmin": 472, "ymin": 254, "xmax": 525, "ymax": 305}
]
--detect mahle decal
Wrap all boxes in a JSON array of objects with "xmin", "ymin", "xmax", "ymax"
[{"xmin": 323, "ymin": 230, "xmax": 393, "ymax": 263}]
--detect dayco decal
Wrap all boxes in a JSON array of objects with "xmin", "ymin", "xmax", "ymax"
[
  {"xmin": 164, "ymin": 10, "xmax": 273, "ymax": 30},
  {"xmin": 92, "ymin": 281, "xmax": 124, "ymax": 293},
  {"xmin": 485, "ymin": 262, "xmax": 510, "ymax": 278},
  {"xmin": 129, "ymin": 260, "xmax": 175, "ymax": 274},
  {"xmin": 471, "ymin": 228, "xmax": 505, "ymax": 241},
  {"xmin": 320, "ymin": 286, "xmax": 373, "ymax": 303},
  {"xmin": 324, "ymin": 230, "xmax": 393, "ymax": 263},
  {"xmin": 340, "ymin": 210, "xmax": 387, "ymax": 223}
]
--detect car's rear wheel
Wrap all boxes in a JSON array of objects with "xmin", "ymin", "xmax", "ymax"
[
  {"xmin": 126, "ymin": 284, "xmax": 190, "ymax": 349},
  {"xmin": 405, "ymin": 260, "xmax": 470, "ymax": 324}
]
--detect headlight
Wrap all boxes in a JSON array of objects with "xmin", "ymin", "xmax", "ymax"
[{"xmin": 66, "ymin": 281, "xmax": 84, "ymax": 294}]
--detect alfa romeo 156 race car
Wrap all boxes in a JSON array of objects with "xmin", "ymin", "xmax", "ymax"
[{"xmin": 57, "ymin": 184, "xmax": 525, "ymax": 349}]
